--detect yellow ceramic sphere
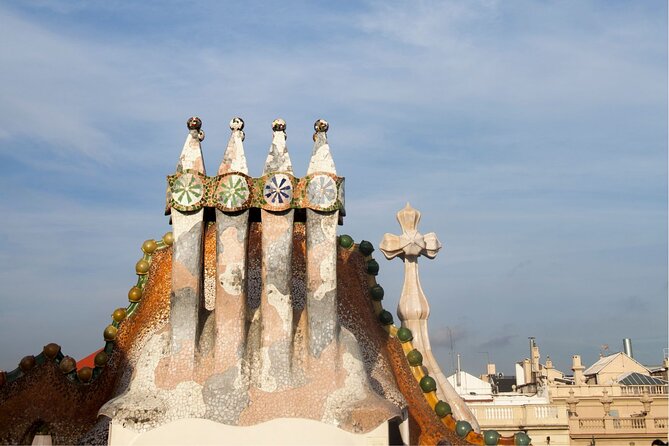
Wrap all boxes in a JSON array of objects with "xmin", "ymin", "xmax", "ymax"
[
  {"xmin": 103, "ymin": 325, "xmax": 118, "ymax": 341},
  {"xmin": 141, "ymin": 239, "xmax": 157, "ymax": 254},
  {"xmin": 112, "ymin": 308, "xmax": 127, "ymax": 323},
  {"xmin": 135, "ymin": 259, "xmax": 150, "ymax": 275},
  {"xmin": 128, "ymin": 286, "xmax": 142, "ymax": 302},
  {"xmin": 59, "ymin": 356, "xmax": 76, "ymax": 374},
  {"xmin": 19, "ymin": 356, "xmax": 36, "ymax": 372},
  {"xmin": 77, "ymin": 366, "xmax": 93, "ymax": 383},
  {"xmin": 42, "ymin": 343, "xmax": 61, "ymax": 359},
  {"xmin": 162, "ymin": 232, "xmax": 174, "ymax": 246},
  {"xmin": 94, "ymin": 351, "xmax": 109, "ymax": 368}
]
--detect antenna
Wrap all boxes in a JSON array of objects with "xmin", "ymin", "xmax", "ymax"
[
  {"xmin": 448, "ymin": 327, "xmax": 456, "ymax": 374},
  {"xmin": 600, "ymin": 344, "xmax": 609, "ymax": 357}
]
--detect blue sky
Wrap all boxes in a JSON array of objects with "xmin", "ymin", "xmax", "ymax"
[{"xmin": 0, "ymin": 1, "xmax": 666, "ymax": 376}]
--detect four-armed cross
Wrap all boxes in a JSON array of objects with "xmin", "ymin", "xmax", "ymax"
[
  {"xmin": 379, "ymin": 202, "xmax": 441, "ymax": 322},
  {"xmin": 379, "ymin": 203, "xmax": 480, "ymax": 431}
]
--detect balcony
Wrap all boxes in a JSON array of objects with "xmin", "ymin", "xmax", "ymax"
[
  {"xmin": 469, "ymin": 404, "xmax": 568, "ymax": 429},
  {"xmin": 551, "ymin": 384, "xmax": 668, "ymax": 398},
  {"xmin": 571, "ymin": 417, "xmax": 668, "ymax": 436},
  {"xmin": 620, "ymin": 385, "xmax": 668, "ymax": 395}
]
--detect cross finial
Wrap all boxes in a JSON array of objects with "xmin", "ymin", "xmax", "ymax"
[
  {"xmin": 380, "ymin": 203, "xmax": 442, "ymax": 260},
  {"xmin": 377, "ymin": 204, "xmax": 480, "ymax": 430}
]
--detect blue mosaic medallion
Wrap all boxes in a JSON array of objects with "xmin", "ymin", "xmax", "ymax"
[{"xmin": 264, "ymin": 174, "xmax": 293, "ymax": 205}]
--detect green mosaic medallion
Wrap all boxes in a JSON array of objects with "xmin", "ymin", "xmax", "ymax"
[
  {"xmin": 217, "ymin": 174, "xmax": 250, "ymax": 208},
  {"xmin": 171, "ymin": 172, "xmax": 204, "ymax": 207}
]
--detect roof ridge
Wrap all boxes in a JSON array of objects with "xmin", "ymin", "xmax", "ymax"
[{"xmin": 339, "ymin": 235, "xmax": 532, "ymax": 446}]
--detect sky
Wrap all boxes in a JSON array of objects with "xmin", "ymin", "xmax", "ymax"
[{"xmin": 0, "ymin": 0, "xmax": 666, "ymax": 376}]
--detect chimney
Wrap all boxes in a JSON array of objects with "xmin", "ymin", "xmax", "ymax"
[
  {"xmin": 522, "ymin": 358, "xmax": 532, "ymax": 385},
  {"xmin": 528, "ymin": 337, "xmax": 538, "ymax": 383},
  {"xmin": 487, "ymin": 363, "xmax": 496, "ymax": 376},
  {"xmin": 531, "ymin": 345, "xmax": 540, "ymax": 382},
  {"xmin": 623, "ymin": 338, "xmax": 634, "ymax": 358},
  {"xmin": 572, "ymin": 355, "xmax": 585, "ymax": 385},
  {"xmin": 456, "ymin": 353, "xmax": 462, "ymax": 387}
]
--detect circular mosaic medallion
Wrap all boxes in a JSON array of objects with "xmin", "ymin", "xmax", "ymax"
[
  {"xmin": 217, "ymin": 174, "xmax": 250, "ymax": 209},
  {"xmin": 171, "ymin": 173, "xmax": 204, "ymax": 207},
  {"xmin": 263, "ymin": 174, "xmax": 293, "ymax": 205},
  {"xmin": 307, "ymin": 174, "xmax": 337, "ymax": 208}
]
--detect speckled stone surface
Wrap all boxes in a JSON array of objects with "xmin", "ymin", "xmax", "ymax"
[
  {"xmin": 258, "ymin": 126, "xmax": 296, "ymax": 391},
  {"xmin": 97, "ymin": 222, "xmax": 404, "ymax": 434},
  {"xmin": 168, "ymin": 126, "xmax": 206, "ymax": 376},
  {"xmin": 305, "ymin": 128, "xmax": 338, "ymax": 358},
  {"xmin": 212, "ymin": 124, "xmax": 248, "ymax": 385}
]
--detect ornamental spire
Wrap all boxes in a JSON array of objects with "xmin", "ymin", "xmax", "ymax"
[
  {"xmin": 307, "ymin": 119, "xmax": 336, "ymax": 175},
  {"xmin": 217, "ymin": 117, "xmax": 248, "ymax": 175},
  {"xmin": 176, "ymin": 116, "xmax": 206, "ymax": 174},
  {"xmin": 263, "ymin": 118, "xmax": 292, "ymax": 174}
]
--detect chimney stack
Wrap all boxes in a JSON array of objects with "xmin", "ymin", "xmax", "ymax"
[
  {"xmin": 456, "ymin": 353, "xmax": 462, "ymax": 387},
  {"xmin": 623, "ymin": 338, "xmax": 634, "ymax": 358},
  {"xmin": 572, "ymin": 355, "xmax": 585, "ymax": 385},
  {"xmin": 522, "ymin": 358, "xmax": 532, "ymax": 385}
]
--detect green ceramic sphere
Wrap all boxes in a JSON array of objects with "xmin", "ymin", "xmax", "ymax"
[
  {"xmin": 366, "ymin": 259, "xmax": 379, "ymax": 276},
  {"xmin": 128, "ymin": 286, "xmax": 142, "ymax": 302},
  {"xmin": 420, "ymin": 375, "xmax": 437, "ymax": 393},
  {"xmin": 339, "ymin": 235, "xmax": 354, "ymax": 249},
  {"xmin": 103, "ymin": 325, "xmax": 118, "ymax": 341},
  {"xmin": 162, "ymin": 232, "xmax": 174, "ymax": 246},
  {"xmin": 378, "ymin": 310, "xmax": 394, "ymax": 325},
  {"xmin": 142, "ymin": 239, "xmax": 158, "ymax": 254},
  {"xmin": 514, "ymin": 432, "xmax": 531, "ymax": 446},
  {"xmin": 406, "ymin": 349, "xmax": 423, "ymax": 366},
  {"xmin": 455, "ymin": 420, "xmax": 473, "ymax": 438},
  {"xmin": 396, "ymin": 327, "xmax": 413, "ymax": 343},
  {"xmin": 483, "ymin": 430, "xmax": 501, "ymax": 445},
  {"xmin": 94, "ymin": 351, "xmax": 109, "ymax": 368},
  {"xmin": 434, "ymin": 401, "xmax": 452, "ymax": 418},
  {"xmin": 370, "ymin": 285, "xmax": 384, "ymax": 301},
  {"xmin": 358, "ymin": 240, "xmax": 374, "ymax": 256}
]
